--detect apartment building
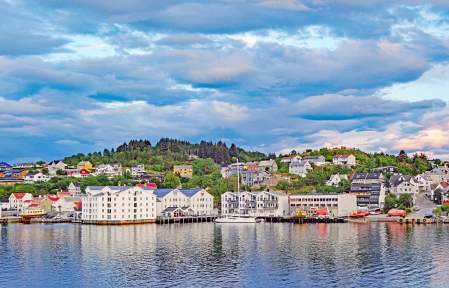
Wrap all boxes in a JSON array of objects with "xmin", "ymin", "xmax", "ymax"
[
  {"xmin": 221, "ymin": 190, "xmax": 289, "ymax": 217},
  {"xmin": 289, "ymin": 193, "xmax": 357, "ymax": 217}
]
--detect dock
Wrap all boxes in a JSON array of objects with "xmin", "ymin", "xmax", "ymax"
[{"xmin": 156, "ymin": 215, "xmax": 215, "ymax": 224}]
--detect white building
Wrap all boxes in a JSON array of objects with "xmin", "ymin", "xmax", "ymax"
[
  {"xmin": 290, "ymin": 193, "xmax": 357, "ymax": 217},
  {"xmin": 94, "ymin": 164, "xmax": 123, "ymax": 177},
  {"xmin": 131, "ymin": 164, "xmax": 146, "ymax": 176},
  {"xmin": 289, "ymin": 160, "xmax": 312, "ymax": 177},
  {"xmin": 0, "ymin": 199, "xmax": 9, "ymax": 210},
  {"xmin": 54, "ymin": 196, "xmax": 82, "ymax": 212},
  {"xmin": 8, "ymin": 193, "xmax": 34, "ymax": 210},
  {"xmin": 414, "ymin": 174, "xmax": 433, "ymax": 192},
  {"xmin": 332, "ymin": 154, "xmax": 356, "ymax": 167},
  {"xmin": 389, "ymin": 175, "xmax": 418, "ymax": 203},
  {"xmin": 82, "ymin": 186, "xmax": 157, "ymax": 223},
  {"xmin": 47, "ymin": 160, "xmax": 67, "ymax": 175},
  {"xmin": 281, "ymin": 155, "xmax": 302, "ymax": 163},
  {"xmin": 221, "ymin": 190, "xmax": 289, "ymax": 217},
  {"xmin": 326, "ymin": 174, "xmax": 348, "ymax": 186},
  {"xmin": 23, "ymin": 172, "xmax": 51, "ymax": 183},
  {"xmin": 68, "ymin": 182, "xmax": 83, "ymax": 196},
  {"xmin": 303, "ymin": 155, "xmax": 326, "ymax": 166},
  {"xmin": 154, "ymin": 188, "xmax": 214, "ymax": 217}
]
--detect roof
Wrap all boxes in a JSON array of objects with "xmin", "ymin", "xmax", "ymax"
[
  {"xmin": 174, "ymin": 165, "xmax": 192, "ymax": 169},
  {"xmin": 77, "ymin": 161, "xmax": 90, "ymax": 165},
  {"xmin": 71, "ymin": 182, "xmax": 83, "ymax": 187},
  {"xmin": 259, "ymin": 160, "xmax": 275, "ymax": 166},
  {"xmin": 11, "ymin": 193, "xmax": 28, "ymax": 199},
  {"xmin": 28, "ymin": 204, "xmax": 39, "ymax": 207},
  {"xmin": 23, "ymin": 200, "xmax": 31, "ymax": 203},
  {"xmin": 32, "ymin": 197, "xmax": 47, "ymax": 201},
  {"xmin": 0, "ymin": 162, "xmax": 12, "ymax": 167},
  {"xmin": 290, "ymin": 160, "xmax": 309, "ymax": 167},
  {"xmin": 48, "ymin": 160, "xmax": 62, "ymax": 165},
  {"xmin": 57, "ymin": 191, "xmax": 71, "ymax": 195},
  {"xmin": 303, "ymin": 156, "xmax": 323, "ymax": 160},
  {"xmin": 60, "ymin": 196, "xmax": 82, "ymax": 202},
  {"xmin": 25, "ymin": 173, "xmax": 38, "ymax": 176},
  {"xmin": 0, "ymin": 199, "xmax": 9, "ymax": 203},
  {"xmin": 135, "ymin": 183, "xmax": 157, "ymax": 188},
  {"xmin": 16, "ymin": 162, "xmax": 36, "ymax": 166},
  {"xmin": 179, "ymin": 189, "xmax": 203, "ymax": 197},
  {"xmin": 265, "ymin": 190, "xmax": 287, "ymax": 196},
  {"xmin": 7, "ymin": 169, "xmax": 27, "ymax": 173},
  {"xmin": 282, "ymin": 155, "xmax": 299, "ymax": 159},
  {"xmin": 431, "ymin": 184, "xmax": 438, "ymax": 190},
  {"xmin": 162, "ymin": 207, "xmax": 180, "ymax": 212},
  {"xmin": 48, "ymin": 196, "xmax": 59, "ymax": 201},
  {"xmin": 333, "ymin": 154, "xmax": 353, "ymax": 158},
  {"xmin": 152, "ymin": 188, "xmax": 176, "ymax": 198}
]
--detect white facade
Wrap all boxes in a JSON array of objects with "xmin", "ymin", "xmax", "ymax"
[
  {"xmin": 326, "ymin": 174, "xmax": 348, "ymax": 186},
  {"xmin": 414, "ymin": 174, "xmax": 433, "ymax": 192},
  {"xmin": 83, "ymin": 186, "xmax": 157, "ymax": 222},
  {"xmin": 23, "ymin": 172, "xmax": 51, "ymax": 183},
  {"xmin": 332, "ymin": 154, "xmax": 356, "ymax": 166},
  {"xmin": 8, "ymin": 193, "xmax": 34, "ymax": 210},
  {"xmin": 95, "ymin": 164, "xmax": 123, "ymax": 177},
  {"xmin": 221, "ymin": 190, "xmax": 290, "ymax": 217},
  {"xmin": 54, "ymin": 197, "xmax": 82, "ymax": 212},
  {"xmin": 68, "ymin": 182, "xmax": 83, "ymax": 196},
  {"xmin": 289, "ymin": 160, "xmax": 312, "ymax": 177},
  {"xmin": 154, "ymin": 188, "xmax": 214, "ymax": 216},
  {"xmin": 290, "ymin": 193, "xmax": 357, "ymax": 217},
  {"xmin": 391, "ymin": 180, "xmax": 417, "ymax": 202},
  {"xmin": 47, "ymin": 160, "xmax": 66, "ymax": 175},
  {"xmin": 303, "ymin": 155, "xmax": 326, "ymax": 166},
  {"xmin": 281, "ymin": 155, "xmax": 302, "ymax": 163}
]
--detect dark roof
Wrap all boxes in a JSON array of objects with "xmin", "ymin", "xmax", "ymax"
[
  {"xmin": 303, "ymin": 156, "xmax": 323, "ymax": 160},
  {"xmin": 352, "ymin": 173, "xmax": 367, "ymax": 179},
  {"xmin": 366, "ymin": 173, "xmax": 382, "ymax": 179},
  {"xmin": 290, "ymin": 160, "xmax": 309, "ymax": 167},
  {"xmin": 25, "ymin": 173, "xmax": 38, "ymax": 176},
  {"xmin": 162, "ymin": 207, "xmax": 180, "ymax": 212},
  {"xmin": 72, "ymin": 182, "xmax": 83, "ymax": 187},
  {"xmin": 49, "ymin": 160, "xmax": 61, "ymax": 165},
  {"xmin": 152, "ymin": 189, "xmax": 176, "ymax": 198},
  {"xmin": 0, "ymin": 199, "xmax": 9, "ymax": 203},
  {"xmin": 179, "ymin": 189, "xmax": 203, "ymax": 197},
  {"xmin": 0, "ymin": 162, "xmax": 12, "ymax": 168}
]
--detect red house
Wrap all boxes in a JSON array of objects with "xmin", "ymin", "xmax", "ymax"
[{"xmin": 67, "ymin": 169, "xmax": 90, "ymax": 178}]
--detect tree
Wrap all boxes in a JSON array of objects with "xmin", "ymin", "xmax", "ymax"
[
  {"xmin": 338, "ymin": 179, "xmax": 351, "ymax": 193},
  {"xmin": 56, "ymin": 169, "xmax": 67, "ymax": 176},
  {"xmin": 435, "ymin": 188, "xmax": 443, "ymax": 204},
  {"xmin": 36, "ymin": 160, "xmax": 45, "ymax": 165},
  {"xmin": 192, "ymin": 158, "xmax": 217, "ymax": 176},
  {"xmin": 103, "ymin": 149, "xmax": 111, "ymax": 157},
  {"xmin": 163, "ymin": 172, "xmax": 181, "ymax": 188},
  {"xmin": 229, "ymin": 143, "xmax": 239, "ymax": 158},
  {"xmin": 42, "ymin": 168, "xmax": 49, "ymax": 175},
  {"xmin": 149, "ymin": 177, "xmax": 162, "ymax": 188},
  {"xmin": 398, "ymin": 150, "xmax": 408, "ymax": 163},
  {"xmin": 398, "ymin": 193, "xmax": 413, "ymax": 208},
  {"xmin": 384, "ymin": 193, "xmax": 398, "ymax": 212}
]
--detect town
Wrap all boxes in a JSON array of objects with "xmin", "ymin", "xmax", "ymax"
[{"xmin": 1, "ymin": 140, "xmax": 448, "ymax": 224}]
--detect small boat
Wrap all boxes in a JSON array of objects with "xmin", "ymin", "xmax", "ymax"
[
  {"xmin": 215, "ymin": 216, "xmax": 261, "ymax": 223},
  {"xmin": 20, "ymin": 209, "xmax": 46, "ymax": 218},
  {"xmin": 387, "ymin": 209, "xmax": 406, "ymax": 217},
  {"xmin": 349, "ymin": 211, "xmax": 366, "ymax": 218}
]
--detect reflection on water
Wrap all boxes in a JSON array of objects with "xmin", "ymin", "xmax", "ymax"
[{"xmin": 1, "ymin": 222, "xmax": 448, "ymax": 287}]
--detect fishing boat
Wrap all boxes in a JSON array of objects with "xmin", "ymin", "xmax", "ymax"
[
  {"xmin": 215, "ymin": 215, "xmax": 262, "ymax": 223},
  {"xmin": 20, "ymin": 209, "xmax": 46, "ymax": 218},
  {"xmin": 387, "ymin": 209, "xmax": 406, "ymax": 217}
]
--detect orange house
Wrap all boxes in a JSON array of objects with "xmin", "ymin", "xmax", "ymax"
[
  {"xmin": 6, "ymin": 169, "xmax": 28, "ymax": 178},
  {"xmin": 0, "ymin": 171, "xmax": 5, "ymax": 177},
  {"xmin": 248, "ymin": 164, "xmax": 259, "ymax": 170}
]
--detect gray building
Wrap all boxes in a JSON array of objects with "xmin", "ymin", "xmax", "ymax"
[
  {"xmin": 303, "ymin": 155, "xmax": 326, "ymax": 166},
  {"xmin": 131, "ymin": 164, "xmax": 145, "ymax": 176}
]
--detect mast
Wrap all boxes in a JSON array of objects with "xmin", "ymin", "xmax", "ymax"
[{"xmin": 237, "ymin": 158, "xmax": 240, "ymax": 192}]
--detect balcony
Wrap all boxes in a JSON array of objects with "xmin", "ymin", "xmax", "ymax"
[{"xmin": 263, "ymin": 199, "xmax": 278, "ymax": 203}]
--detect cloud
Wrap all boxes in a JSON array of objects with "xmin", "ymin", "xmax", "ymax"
[
  {"xmin": 155, "ymin": 34, "xmax": 213, "ymax": 46},
  {"xmin": 0, "ymin": 98, "xmax": 63, "ymax": 115},
  {"xmin": 54, "ymin": 140, "xmax": 81, "ymax": 145},
  {"xmin": 255, "ymin": 0, "xmax": 309, "ymax": 11}
]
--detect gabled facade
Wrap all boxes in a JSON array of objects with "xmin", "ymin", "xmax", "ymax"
[
  {"xmin": 47, "ymin": 160, "xmax": 66, "ymax": 175},
  {"xmin": 258, "ymin": 160, "xmax": 278, "ymax": 172},
  {"xmin": 131, "ymin": 164, "xmax": 146, "ymax": 176},
  {"xmin": 173, "ymin": 165, "xmax": 193, "ymax": 178},
  {"xmin": 241, "ymin": 170, "xmax": 270, "ymax": 186},
  {"xmin": 281, "ymin": 155, "xmax": 302, "ymax": 163},
  {"xmin": 23, "ymin": 172, "xmax": 51, "ymax": 183},
  {"xmin": 77, "ymin": 161, "xmax": 93, "ymax": 170},
  {"xmin": 326, "ymin": 174, "xmax": 348, "ymax": 186},
  {"xmin": 221, "ymin": 190, "xmax": 289, "ymax": 217},
  {"xmin": 8, "ymin": 193, "xmax": 34, "ymax": 210},
  {"xmin": 55, "ymin": 196, "xmax": 82, "ymax": 212},
  {"xmin": 303, "ymin": 155, "xmax": 326, "ymax": 166},
  {"xmin": 289, "ymin": 160, "xmax": 312, "ymax": 177},
  {"xmin": 154, "ymin": 188, "xmax": 214, "ymax": 216},
  {"xmin": 414, "ymin": 174, "xmax": 433, "ymax": 192},
  {"xmin": 68, "ymin": 182, "xmax": 83, "ymax": 196},
  {"xmin": 95, "ymin": 163, "xmax": 123, "ymax": 177},
  {"xmin": 332, "ymin": 154, "xmax": 356, "ymax": 167},
  {"xmin": 30, "ymin": 197, "xmax": 52, "ymax": 212},
  {"xmin": 389, "ymin": 175, "xmax": 418, "ymax": 202},
  {"xmin": 0, "ymin": 162, "xmax": 12, "ymax": 171}
]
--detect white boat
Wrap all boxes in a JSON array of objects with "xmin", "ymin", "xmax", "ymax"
[
  {"xmin": 215, "ymin": 216, "xmax": 262, "ymax": 223},
  {"xmin": 20, "ymin": 209, "xmax": 46, "ymax": 218}
]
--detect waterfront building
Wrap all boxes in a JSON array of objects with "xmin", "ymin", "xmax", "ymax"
[
  {"xmin": 390, "ymin": 175, "xmax": 418, "ymax": 202},
  {"xmin": 332, "ymin": 154, "xmax": 356, "ymax": 167},
  {"xmin": 55, "ymin": 196, "xmax": 82, "ymax": 212},
  {"xmin": 154, "ymin": 188, "xmax": 214, "ymax": 217},
  {"xmin": 289, "ymin": 160, "xmax": 312, "ymax": 177},
  {"xmin": 23, "ymin": 172, "xmax": 51, "ymax": 183},
  {"xmin": 326, "ymin": 174, "xmax": 348, "ymax": 186},
  {"xmin": 350, "ymin": 183, "xmax": 387, "ymax": 208},
  {"xmin": 68, "ymin": 182, "xmax": 83, "ymax": 196},
  {"xmin": 414, "ymin": 174, "xmax": 433, "ymax": 192},
  {"xmin": 289, "ymin": 193, "xmax": 357, "ymax": 217},
  {"xmin": 30, "ymin": 197, "xmax": 52, "ymax": 212},
  {"xmin": 0, "ymin": 199, "xmax": 9, "ymax": 210},
  {"xmin": 8, "ymin": 193, "xmax": 33, "ymax": 210},
  {"xmin": 82, "ymin": 186, "xmax": 157, "ymax": 223},
  {"xmin": 221, "ymin": 190, "xmax": 289, "ymax": 217},
  {"xmin": 173, "ymin": 165, "xmax": 193, "ymax": 178}
]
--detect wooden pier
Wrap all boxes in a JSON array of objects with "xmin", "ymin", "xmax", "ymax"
[{"xmin": 156, "ymin": 216, "xmax": 215, "ymax": 224}]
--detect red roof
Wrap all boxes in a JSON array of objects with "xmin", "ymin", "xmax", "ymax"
[
  {"xmin": 57, "ymin": 191, "xmax": 70, "ymax": 195},
  {"xmin": 32, "ymin": 197, "xmax": 46, "ymax": 202},
  {"xmin": 282, "ymin": 155, "xmax": 298, "ymax": 159},
  {"xmin": 440, "ymin": 182, "xmax": 449, "ymax": 188},
  {"xmin": 12, "ymin": 193, "xmax": 27, "ymax": 199},
  {"xmin": 136, "ymin": 183, "xmax": 157, "ymax": 188},
  {"xmin": 28, "ymin": 204, "xmax": 39, "ymax": 207},
  {"xmin": 24, "ymin": 200, "xmax": 32, "ymax": 203},
  {"xmin": 248, "ymin": 164, "xmax": 258, "ymax": 167},
  {"xmin": 333, "ymin": 154, "xmax": 352, "ymax": 158},
  {"xmin": 48, "ymin": 196, "xmax": 59, "ymax": 201},
  {"xmin": 431, "ymin": 184, "xmax": 438, "ymax": 190}
]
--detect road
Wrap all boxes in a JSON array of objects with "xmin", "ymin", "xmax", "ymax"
[{"xmin": 408, "ymin": 192, "xmax": 437, "ymax": 218}]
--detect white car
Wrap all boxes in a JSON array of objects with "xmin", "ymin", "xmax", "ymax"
[
  {"xmin": 54, "ymin": 215, "xmax": 62, "ymax": 219},
  {"xmin": 413, "ymin": 206, "xmax": 420, "ymax": 211}
]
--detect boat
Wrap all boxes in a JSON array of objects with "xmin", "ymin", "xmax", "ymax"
[
  {"xmin": 20, "ymin": 209, "xmax": 46, "ymax": 218},
  {"xmin": 293, "ymin": 208, "xmax": 307, "ymax": 218},
  {"xmin": 215, "ymin": 216, "xmax": 262, "ymax": 223},
  {"xmin": 349, "ymin": 211, "xmax": 367, "ymax": 218},
  {"xmin": 387, "ymin": 209, "xmax": 406, "ymax": 217},
  {"xmin": 316, "ymin": 208, "xmax": 328, "ymax": 216}
]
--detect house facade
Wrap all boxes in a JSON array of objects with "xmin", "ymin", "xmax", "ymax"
[
  {"xmin": 0, "ymin": 162, "xmax": 12, "ymax": 172},
  {"xmin": 30, "ymin": 197, "xmax": 52, "ymax": 212},
  {"xmin": 241, "ymin": 170, "xmax": 270, "ymax": 186},
  {"xmin": 8, "ymin": 193, "xmax": 34, "ymax": 210},
  {"xmin": 23, "ymin": 172, "xmax": 51, "ymax": 183},
  {"xmin": 174, "ymin": 165, "xmax": 193, "ymax": 178},
  {"xmin": 390, "ymin": 175, "xmax": 418, "ymax": 203},
  {"xmin": 281, "ymin": 155, "xmax": 302, "ymax": 163},
  {"xmin": 77, "ymin": 161, "xmax": 93, "ymax": 170},
  {"xmin": 68, "ymin": 182, "xmax": 84, "ymax": 196},
  {"xmin": 326, "ymin": 174, "xmax": 348, "ymax": 186},
  {"xmin": 289, "ymin": 160, "xmax": 312, "ymax": 177},
  {"xmin": 258, "ymin": 160, "xmax": 278, "ymax": 172},
  {"xmin": 221, "ymin": 190, "xmax": 289, "ymax": 217},
  {"xmin": 351, "ymin": 173, "xmax": 386, "ymax": 184},
  {"xmin": 82, "ymin": 186, "xmax": 157, "ymax": 223},
  {"xmin": 131, "ymin": 164, "xmax": 146, "ymax": 176},
  {"xmin": 349, "ymin": 183, "xmax": 387, "ymax": 208},
  {"xmin": 47, "ymin": 160, "xmax": 66, "ymax": 175},
  {"xmin": 5, "ymin": 169, "xmax": 28, "ymax": 178},
  {"xmin": 55, "ymin": 196, "xmax": 82, "ymax": 212},
  {"xmin": 290, "ymin": 193, "xmax": 357, "ymax": 217},
  {"xmin": 15, "ymin": 162, "xmax": 37, "ymax": 168},
  {"xmin": 95, "ymin": 163, "xmax": 123, "ymax": 177},
  {"xmin": 303, "ymin": 155, "xmax": 326, "ymax": 166},
  {"xmin": 154, "ymin": 188, "xmax": 214, "ymax": 216},
  {"xmin": 67, "ymin": 169, "xmax": 90, "ymax": 178},
  {"xmin": 332, "ymin": 154, "xmax": 356, "ymax": 167}
]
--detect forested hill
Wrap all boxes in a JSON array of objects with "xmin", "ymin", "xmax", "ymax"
[{"xmin": 63, "ymin": 138, "xmax": 268, "ymax": 167}]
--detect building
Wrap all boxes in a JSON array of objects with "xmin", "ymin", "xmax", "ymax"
[
  {"xmin": 247, "ymin": 164, "xmax": 259, "ymax": 170},
  {"xmin": 68, "ymin": 182, "xmax": 83, "ymax": 196},
  {"xmin": 289, "ymin": 193, "xmax": 357, "ymax": 217},
  {"xmin": 390, "ymin": 175, "xmax": 418, "ymax": 202},
  {"xmin": 174, "ymin": 165, "xmax": 193, "ymax": 178},
  {"xmin": 82, "ymin": 186, "xmax": 157, "ymax": 223},
  {"xmin": 0, "ymin": 199, "xmax": 9, "ymax": 210},
  {"xmin": 57, "ymin": 191, "xmax": 71, "ymax": 197},
  {"xmin": 221, "ymin": 190, "xmax": 289, "ymax": 217},
  {"xmin": 424, "ymin": 168, "xmax": 449, "ymax": 184},
  {"xmin": 241, "ymin": 170, "xmax": 270, "ymax": 186},
  {"xmin": 414, "ymin": 174, "xmax": 433, "ymax": 193},
  {"xmin": 230, "ymin": 163, "xmax": 245, "ymax": 169},
  {"xmin": 67, "ymin": 169, "xmax": 90, "ymax": 178},
  {"xmin": 77, "ymin": 161, "xmax": 93, "ymax": 170},
  {"xmin": 30, "ymin": 197, "xmax": 52, "ymax": 212},
  {"xmin": 303, "ymin": 155, "xmax": 326, "ymax": 166},
  {"xmin": 244, "ymin": 161, "xmax": 259, "ymax": 169},
  {"xmin": 95, "ymin": 163, "xmax": 123, "ymax": 177},
  {"xmin": 23, "ymin": 172, "xmax": 51, "ymax": 183},
  {"xmin": 15, "ymin": 162, "xmax": 38, "ymax": 168},
  {"xmin": 5, "ymin": 169, "xmax": 28, "ymax": 178},
  {"xmin": 8, "ymin": 193, "xmax": 33, "ymax": 210},
  {"xmin": 350, "ymin": 183, "xmax": 387, "ymax": 208},
  {"xmin": 371, "ymin": 166, "xmax": 399, "ymax": 174},
  {"xmin": 154, "ymin": 188, "xmax": 214, "ymax": 216},
  {"xmin": 281, "ymin": 155, "xmax": 302, "ymax": 163},
  {"xmin": 326, "ymin": 174, "xmax": 348, "ymax": 186},
  {"xmin": 332, "ymin": 154, "xmax": 356, "ymax": 167},
  {"xmin": 224, "ymin": 168, "xmax": 239, "ymax": 178},
  {"xmin": 351, "ymin": 173, "xmax": 386, "ymax": 184},
  {"xmin": 136, "ymin": 183, "xmax": 157, "ymax": 189},
  {"xmin": 0, "ymin": 162, "xmax": 12, "ymax": 171},
  {"xmin": 258, "ymin": 160, "xmax": 278, "ymax": 172},
  {"xmin": 47, "ymin": 160, "xmax": 67, "ymax": 175},
  {"xmin": 54, "ymin": 196, "xmax": 82, "ymax": 212},
  {"xmin": 131, "ymin": 164, "xmax": 146, "ymax": 176},
  {"xmin": 289, "ymin": 160, "xmax": 312, "ymax": 177},
  {"xmin": 0, "ymin": 177, "xmax": 24, "ymax": 186}
]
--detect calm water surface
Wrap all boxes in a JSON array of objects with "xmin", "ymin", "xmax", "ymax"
[{"xmin": 1, "ymin": 222, "xmax": 449, "ymax": 287}]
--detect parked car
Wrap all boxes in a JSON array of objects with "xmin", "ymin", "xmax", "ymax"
[
  {"xmin": 424, "ymin": 214, "xmax": 436, "ymax": 219},
  {"xmin": 413, "ymin": 206, "xmax": 420, "ymax": 211},
  {"xmin": 370, "ymin": 209, "xmax": 381, "ymax": 215},
  {"xmin": 67, "ymin": 214, "xmax": 74, "ymax": 217},
  {"xmin": 54, "ymin": 216, "xmax": 62, "ymax": 220},
  {"xmin": 13, "ymin": 213, "xmax": 20, "ymax": 217},
  {"xmin": 77, "ymin": 214, "xmax": 82, "ymax": 218}
]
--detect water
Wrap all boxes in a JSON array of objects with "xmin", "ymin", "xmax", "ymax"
[{"xmin": 1, "ymin": 222, "xmax": 449, "ymax": 287}]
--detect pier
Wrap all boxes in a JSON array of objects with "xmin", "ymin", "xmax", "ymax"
[{"xmin": 156, "ymin": 215, "xmax": 215, "ymax": 224}]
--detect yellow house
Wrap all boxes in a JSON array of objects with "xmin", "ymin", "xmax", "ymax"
[
  {"xmin": 244, "ymin": 161, "xmax": 259, "ymax": 169},
  {"xmin": 77, "ymin": 161, "xmax": 93, "ymax": 170},
  {"xmin": 174, "ymin": 165, "xmax": 193, "ymax": 178},
  {"xmin": 30, "ymin": 197, "xmax": 52, "ymax": 212}
]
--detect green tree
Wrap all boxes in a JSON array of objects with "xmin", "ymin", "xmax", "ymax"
[
  {"xmin": 42, "ymin": 168, "xmax": 49, "ymax": 175},
  {"xmin": 56, "ymin": 169, "xmax": 67, "ymax": 176},
  {"xmin": 163, "ymin": 172, "xmax": 181, "ymax": 188},
  {"xmin": 153, "ymin": 165, "xmax": 163, "ymax": 172},
  {"xmin": 398, "ymin": 193, "xmax": 413, "ymax": 208},
  {"xmin": 435, "ymin": 188, "xmax": 443, "ymax": 204},
  {"xmin": 384, "ymin": 193, "xmax": 398, "ymax": 213},
  {"xmin": 192, "ymin": 158, "xmax": 217, "ymax": 176},
  {"xmin": 338, "ymin": 179, "xmax": 351, "ymax": 193}
]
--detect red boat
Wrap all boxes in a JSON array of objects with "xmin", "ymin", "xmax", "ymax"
[
  {"xmin": 349, "ymin": 211, "xmax": 366, "ymax": 217},
  {"xmin": 387, "ymin": 209, "xmax": 406, "ymax": 217},
  {"xmin": 316, "ymin": 208, "xmax": 328, "ymax": 216}
]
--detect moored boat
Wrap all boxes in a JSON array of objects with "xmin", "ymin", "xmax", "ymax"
[
  {"xmin": 20, "ymin": 209, "xmax": 46, "ymax": 218},
  {"xmin": 215, "ymin": 216, "xmax": 261, "ymax": 223}
]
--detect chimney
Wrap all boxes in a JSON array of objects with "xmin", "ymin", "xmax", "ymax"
[{"xmin": 231, "ymin": 189, "xmax": 234, "ymax": 192}]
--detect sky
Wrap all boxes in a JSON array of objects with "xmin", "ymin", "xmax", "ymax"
[{"xmin": 1, "ymin": 0, "xmax": 449, "ymax": 164}]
